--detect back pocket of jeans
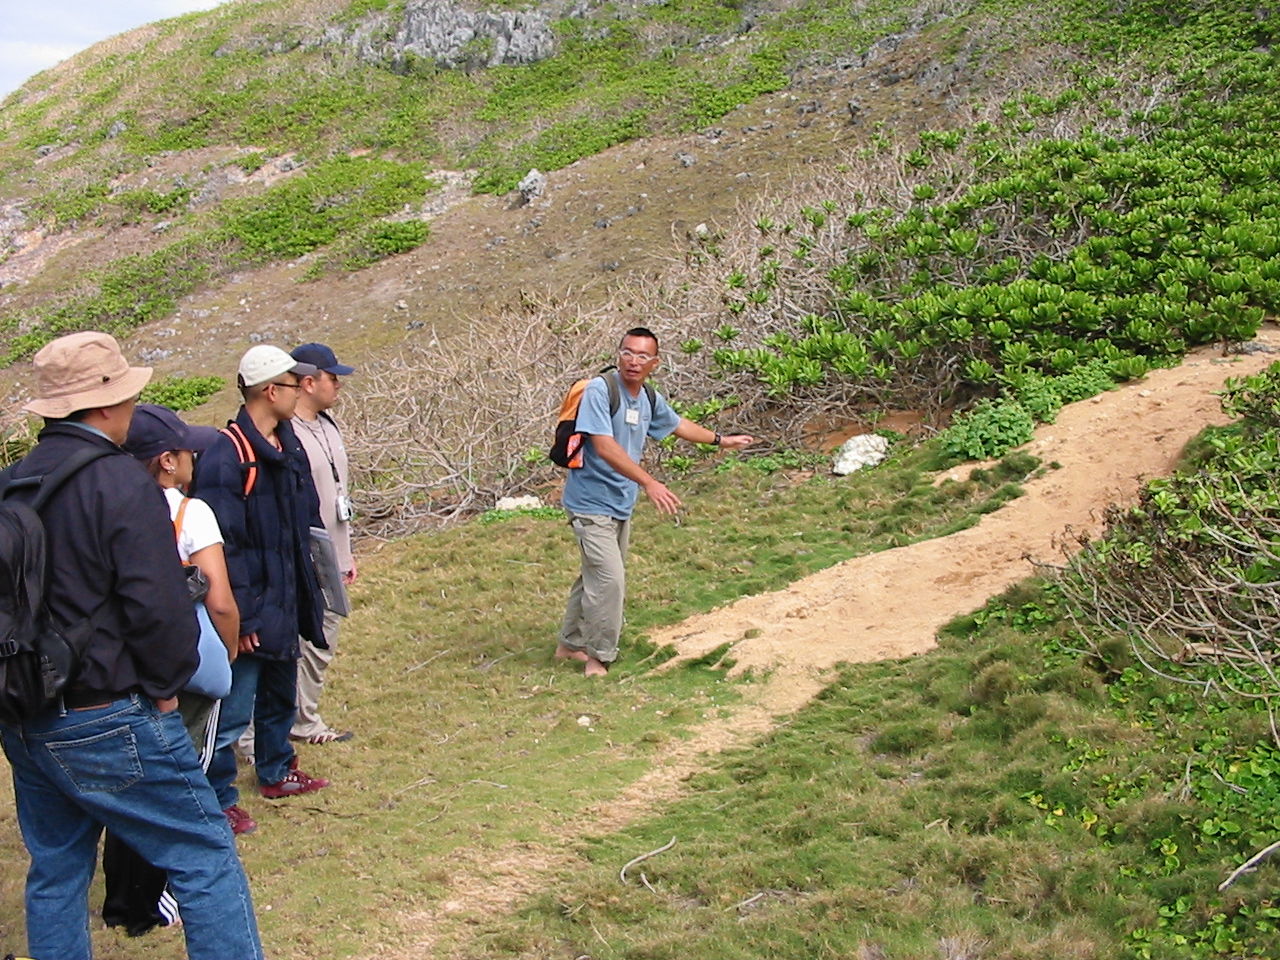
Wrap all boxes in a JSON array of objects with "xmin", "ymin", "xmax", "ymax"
[{"xmin": 46, "ymin": 725, "xmax": 144, "ymax": 793}]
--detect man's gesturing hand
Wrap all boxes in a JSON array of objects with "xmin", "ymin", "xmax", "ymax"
[
  {"xmin": 718, "ymin": 434, "xmax": 754, "ymax": 450},
  {"xmin": 643, "ymin": 479, "xmax": 683, "ymax": 515}
]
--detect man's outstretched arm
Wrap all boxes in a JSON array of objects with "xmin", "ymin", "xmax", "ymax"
[{"xmin": 672, "ymin": 418, "xmax": 754, "ymax": 450}]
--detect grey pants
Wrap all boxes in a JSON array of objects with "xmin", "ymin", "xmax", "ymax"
[
  {"xmin": 291, "ymin": 608, "xmax": 341, "ymax": 739},
  {"xmin": 560, "ymin": 512, "xmax": 630, "ymax": 664}
]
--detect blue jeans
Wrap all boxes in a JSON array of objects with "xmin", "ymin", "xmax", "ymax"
[
  {"xmin": 0, "ymin": 695, "xmax": 263, "ymax": 960},
  {"xmin": 208, "ymin": 653, "xmax": 298, "ymax": 808}
]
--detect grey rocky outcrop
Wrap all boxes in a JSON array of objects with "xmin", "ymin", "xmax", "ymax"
[
  {"xmin": 517, "ymin": 168, "xmax": 547, "ymax": 204},
  {"xmin": 327, "ymin": 0, "xmax": 567, "ymax": 70}
]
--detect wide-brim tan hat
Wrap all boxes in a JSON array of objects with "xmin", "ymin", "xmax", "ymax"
[{"xmin": 22, "ymin": 332, "xmax": 152, "ymax": 419}]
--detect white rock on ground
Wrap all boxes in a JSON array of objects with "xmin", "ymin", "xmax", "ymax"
[
  {"xmin": 494, "ymin": 495, "xmax": 546, "ymax": 511},
  {"xmin": 832, "ymin": 433, "xmax": 889, "ymax": 475}
]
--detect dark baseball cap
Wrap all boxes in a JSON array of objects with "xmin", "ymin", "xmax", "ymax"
[
  {"xmin": 291, "ymin": 342, "xmax": 354, "ymax": 376},
  {"xmin": 123, "ymin": 404, "xmax": 222, "ymax": 461}
]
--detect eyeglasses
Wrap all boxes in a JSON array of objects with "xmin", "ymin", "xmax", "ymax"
[
  {"xmin": 619, "ymin": 349, "xmax": 657, "ymax": 363},
  {"xmin": 269, "ymin": 380, "xmax": 302, "ymax": 391}
]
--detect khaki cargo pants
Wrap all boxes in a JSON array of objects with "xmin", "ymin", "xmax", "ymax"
[{"xmin": 559, "ymin": 512, "xmax": 631, "ymax": 664}]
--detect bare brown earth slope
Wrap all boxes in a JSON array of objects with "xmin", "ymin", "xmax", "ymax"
[
  {"xmin": 0, "ymin": 39, "xmax": 954, "ymax": 413},
  {"xmin": 374, "ymin": 329, "xmax": 1280, "ymax": 959}
]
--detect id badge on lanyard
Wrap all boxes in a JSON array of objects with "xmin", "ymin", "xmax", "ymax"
[{"xmin": 625, "ymin": 408, "xmax": 640, "ymax": 426}]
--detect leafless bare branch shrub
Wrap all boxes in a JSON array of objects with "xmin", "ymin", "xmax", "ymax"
[
  {"xmin": 0, "ymin": 414, "xmax": 37, "ymax": 469},
  {"xmin": 345, "ymin": 305, "xmax": 618, "ymax": 538},
  {"xmin": 340, "ymin": 46, "xmax": 1178, "ymax": 536},
  {"xmin": 1052, "ymin": 490, "xmax": 1280, "ymax": 713}
]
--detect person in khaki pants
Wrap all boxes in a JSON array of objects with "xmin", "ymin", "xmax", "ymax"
[
  {"xmin": 288, "ymin": 343, "xmax": 356, "ymax": 743},
  {"xmin": 556, "ymin": 327, "xmax": 753, "ymax": 676}
]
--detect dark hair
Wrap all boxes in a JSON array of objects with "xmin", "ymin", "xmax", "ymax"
[
  {"xmin": 620, "ymin": 327, "xmax": 659, "ymax": 352},
  {"xmin": 240, "ymin": 379, "xmax": 268, "ymax": 400}
]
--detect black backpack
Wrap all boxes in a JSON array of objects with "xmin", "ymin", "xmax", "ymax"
[
  {"xmin": 549, "ymin": 367, "xmax": 656, "ymax": 468},
  {"xmin": 0, "ymin": 446, "xmax": 113, "ymax": 724}
]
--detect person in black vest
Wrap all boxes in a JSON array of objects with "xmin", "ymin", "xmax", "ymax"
[
  {"xmin": 0, "ymin": 332, "xmax": 262, "ymax": 960},
  {"xmin": 193, "ymin": 345, "xmax": 330, "ymax": 836}
]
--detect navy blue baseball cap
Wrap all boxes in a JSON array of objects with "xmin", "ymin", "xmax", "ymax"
[
  {"xmin": 291, "ymin": 342, "xmax": 354, "ymax": 376},
  {"xmin": 124, "ymin": 404, "xmax": 221, "ymax": 461}
]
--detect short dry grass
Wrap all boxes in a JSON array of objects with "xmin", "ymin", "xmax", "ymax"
[{"xmin": 0, "ymin": 441, "xmax": 1032, "ymax": 959}]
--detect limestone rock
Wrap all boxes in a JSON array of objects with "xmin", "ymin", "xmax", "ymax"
[
  {"xmin": 494, "ymin": 495, "xmax": 546, "ymax": 511},
  {"xmin": 518, "ymin": 168, "xmax": 547, "ymax": 204},
  {"xmin": 832, "ymin": 433, "xmax": 889, "ymax": 475},
  {"xmin": 330, "ymin": 0, "xmax": 563, "ymax": 71}
]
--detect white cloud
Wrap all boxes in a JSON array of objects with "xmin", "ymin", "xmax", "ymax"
[
  {"xmin": 1, "ymin": 2, "xmax": 227, "ymax": 101},
  {"xmin": 0, "ymin": 41, "xmax": 84, "ymax": 102}
]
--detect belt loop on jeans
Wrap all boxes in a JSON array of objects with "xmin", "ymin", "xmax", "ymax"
[{"xmin": 57, "ymin": 694, "xmax": 67, "ymax": 718}]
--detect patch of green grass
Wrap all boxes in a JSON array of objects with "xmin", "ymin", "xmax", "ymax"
[
  {"xmin": 0, "ymin": 157, "xmax": 437, "ymax": 362},
  {"xmin": 465, "ymin": 582, "xmax": 1280, "ymax": 959},
  {"xmin": 0, "ymin": 436, "xmax": 1038, "ymax": 958}
]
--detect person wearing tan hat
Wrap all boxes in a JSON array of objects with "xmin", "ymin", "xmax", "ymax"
[
  {"xmin": 0, "ymin": 332, "xmax": 264, "ymax": 960},
  {"xmin": 192, "ymin": 344, "xmax": 331, "ymax": 837}
]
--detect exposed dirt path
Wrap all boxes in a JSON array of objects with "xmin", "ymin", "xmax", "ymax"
[
  {"xmin": 649, "ymin": 331, "xmax": 1280, "ymax": 701},
  {"xmin": 380, "ymin": 331, "xmax": 1280, "ymax": 958}
]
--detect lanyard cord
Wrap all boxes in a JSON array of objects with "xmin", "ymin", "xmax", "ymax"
[{"xmin": 297, "ymin": 415, "xmax": 342, "ymax": 487}]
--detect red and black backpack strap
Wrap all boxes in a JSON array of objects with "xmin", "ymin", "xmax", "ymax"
[{"xmin": 220, "ymin": 422, "xmax": 258, "ymax": 498}]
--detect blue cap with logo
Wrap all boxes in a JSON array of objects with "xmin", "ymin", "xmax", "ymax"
[
  {"xmin": 124, "ymin": 404, "xmax": 222, "ymax": 461},
  {"xmin": 291, "ymin": 342, "xmax": 354, "ymax": 376}
]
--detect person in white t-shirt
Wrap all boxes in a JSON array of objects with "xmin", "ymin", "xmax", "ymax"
[
  {"xmin": 125, "ymin": 403, "xmax": 240, "ymax": 724},
  {"xmin": 108, "ymin": 403, "xmax": 244, "ymax": 936}
]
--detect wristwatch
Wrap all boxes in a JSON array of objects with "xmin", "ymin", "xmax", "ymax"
[{"xmin": 713, "ymin": 432, "xmax": 723, "ymax": 446}]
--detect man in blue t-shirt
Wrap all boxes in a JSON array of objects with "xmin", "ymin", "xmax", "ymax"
[{"xmin": 557, "ymin": 327, "xmax": 754, "ymax": 676}]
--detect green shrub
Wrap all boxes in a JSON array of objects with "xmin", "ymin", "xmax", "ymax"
[
  {"xmin": 139, "ymin": 375, "xmax": 225, "ymax": 411},
  {"xmin": 941, "ymin": 399, "xmax": 1035, "ymax": 462}
]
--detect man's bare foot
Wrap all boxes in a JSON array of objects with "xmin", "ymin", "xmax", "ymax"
[
  {"xmin": 584, "ymin": 656, "xmax": 609, "ymax": 677},
  {"xmin": 555, "ymin": 643, "xmax": 589, "ymax": 663}
]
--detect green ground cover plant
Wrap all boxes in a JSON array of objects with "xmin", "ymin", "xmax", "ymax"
[
  {"xmin": 139, "ymin": 374, "xmax": 225, "ymax": 411},
  {"xmin": 667, "ymin": 0, "xmax": 1280, "ymax": 449},
  {"xmin": 0, "ymin": 156, "xmax": 436, "ymax": 362}
]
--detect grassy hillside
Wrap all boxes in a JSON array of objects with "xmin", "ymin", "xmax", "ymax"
[
  {"xmin": 0, "ymin": 0, "xmax": 919, "ymax": 365},
  {"xmin": 447, "ymin": 369, "xmax": 1280, "ymax": 960},
  {"xmin": 6, "ymin": 0, "xmax": 1275, "ymax": 385}
]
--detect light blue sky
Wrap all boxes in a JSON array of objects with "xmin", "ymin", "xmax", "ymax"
[{"xmin": 1, "ymin": 1, "xmax": 227, "ymax": 101}]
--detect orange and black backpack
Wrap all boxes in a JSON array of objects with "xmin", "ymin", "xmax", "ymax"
[
  {"xmin": 549, "ymin": 367, "xmax": 655, "ymax": 468},
  {"xmin": 219, "ymin": 422, "xmax": 259, "ymax": 497}
]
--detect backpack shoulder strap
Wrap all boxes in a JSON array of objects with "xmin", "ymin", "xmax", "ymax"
[
  {"xmin": 600, "ymin": 368, "xmax": 657, "ymax": 419},
  {"xmin": 173, "ymin": 495, "xmax": 189, "ymax": 544},
  {"xmin": 602, "ymin": 369, "xmax": 622, "ymax": 418},
  {"xmin": 220, "ymin": 423, "xmax": 258, "ymax": 498},
  {"xmin": 0, "ymin": 461, "xmax": 18, "ymax": 497},
  {"xmin": 1, "ymin": 446, "xmax": 115, "ymax": 512}
]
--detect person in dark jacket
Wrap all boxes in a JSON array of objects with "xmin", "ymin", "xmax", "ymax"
[
  {"xmin": 193, "ymin": 344, "xmax": 330, "ymax": 836},
  {"xmin": 0, "ymin": 331, "xmax": 263, "ymax": 960}
]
